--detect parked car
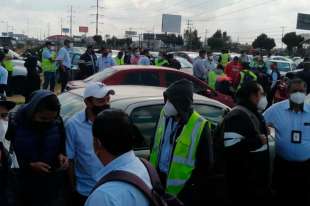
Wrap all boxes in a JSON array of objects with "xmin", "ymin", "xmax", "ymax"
[
  {"xmin": 58, "ymin": 85, "xmax": 230, "ymax": 158},
  {"xmin": 66, "ymin": 65, "xmax": 235, "ymax": 107},
  {"xmin": 266, "ymin": 59, "xmax": 297, "ymax": 76},
  {"xmin": 270, "ymin": 56, "xmax": 294, "ymax": 63},
  {"xmin": 175, "ymin": 56, "xmax": 193, "ymax": 75},
  {"xmin": 168, "ymin": 51, "xmax": 199, "ymax": 63}
]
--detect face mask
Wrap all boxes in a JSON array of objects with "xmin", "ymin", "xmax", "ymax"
[
  {"xmin": 69, "ymin": 43, "xmax": 74, "ymax": 48},
  {"xmin": 92, "ymin": 104, "xmax": 110, "ymax": 116},
  {"xmin": 0, "ymin": 119, "xmax": 8, "ymax": 142},
  {"xmin": 135, "ymin": 52, "xmax": 140, "ymax": 56},
  {"xmin": 257, "ymin": 96, "xmax": 268, "ymax": 112},
  {"xmin": 290, "ymin": 92, "xmax": 306, "ymax": 105},
  {"xmin": 163, "ymin": 100, "xmax": 178, "ymax": 117}
]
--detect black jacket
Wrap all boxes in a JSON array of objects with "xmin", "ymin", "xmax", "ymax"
[
  {"xmin": 297, "ymin": 69, "xmax": 310, "ymax": 94},
  {"xmin": 157, "ymin": 79, "xmax": 214, "ymax": 206},
  {"xmin": 79, "ymin": 52, "xmax": 97, "ymax": 79},
  {"xmin": 222, "ymin": 101, "xmax": 271, "ymax": 205}
]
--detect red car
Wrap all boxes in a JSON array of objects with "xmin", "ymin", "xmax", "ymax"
[{"xmin": 66, "ymin": 65, "xmax": 235, "ymax": 107}]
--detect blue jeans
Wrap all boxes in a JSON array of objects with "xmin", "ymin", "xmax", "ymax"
[{"xmin": 43, "ymin": 72, "xmax": 56, "ymax": 92}]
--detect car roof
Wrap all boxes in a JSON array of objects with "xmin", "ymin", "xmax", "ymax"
[
  {"xmin": 68, "ymin": 85, "xmax": 228, "ymax": 109},
  {"xmin": 267, "ymin": 59, "xmax": 292, "ymax": 63},
  {"xmin": 109, "ymin": 65, "xmax": 187, "ymax": 72}
]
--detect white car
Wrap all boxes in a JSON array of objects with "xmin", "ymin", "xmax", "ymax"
[
  {"xmin": 175, "ymin": 56, "xmax": 193, "ymax": 75},
  {"xmin": 266, "ymin": 59, "xmax": 297, "ymax": 76}
]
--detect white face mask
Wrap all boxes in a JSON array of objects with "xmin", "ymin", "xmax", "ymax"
[
  {"xmin": 135, "ymin": 52, "xmax": 140, "ymax": 56},
  {"xmin": 257, "ymin": 96, "xmax": 268, "ymax": 112},
  {"xmin": 290, "ymin": 92, "xmax": 306, "ymax": 105},
  {"xmin": 163, "ymin": 100, "xmax": 178, "ymax": 117},
  {"xmin": 0, "ymin": 119, "xmax": 8, "ymax": 142}
]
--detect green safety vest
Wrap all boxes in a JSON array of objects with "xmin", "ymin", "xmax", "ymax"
[
  {"xmin": 155, "ymin": 58, "xmax": 169, "ymax": 67},
  {"xmin": 114, "ymin": 57, "xmax": 124, "ymax": 65},
  {"xmin": 3, "ymin": 58, "xmax": 14, "ymax": 72},
  {"xmin": 42, "ymin": 48, "xmax": 57, "ymax": 72},
  {"xmin": 220, "ymin": 53, "xmax": 230, "ymax": 66},
  {"xmin": 208, "ymin": 71, "xmax": 224, "ymax": 90},
  {"xmin": 150, "ymin": 111, "xmax": 208, "ymax": 196},
  {"xmin": 238, "ymin": 70, "xmax": 258, "ymax": 89}
]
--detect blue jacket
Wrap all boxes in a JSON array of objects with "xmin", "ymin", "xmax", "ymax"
[{"xmin": 6, "ymin": 90, "xmax": 65, "ymax": 169}]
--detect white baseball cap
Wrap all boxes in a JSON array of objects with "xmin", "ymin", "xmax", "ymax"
[{"xmin": 83, "ymin": 82, "xmax": 115, "ymax": 99}]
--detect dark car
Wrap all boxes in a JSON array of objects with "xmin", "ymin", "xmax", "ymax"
[{"xmin": 66, "ymin": 65, "xmax": 235, "ymax": 107}]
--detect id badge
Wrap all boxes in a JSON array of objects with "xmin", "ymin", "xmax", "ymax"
[{"xmin": 291, "ymin": 130, "xmax": 302, "ymax": 144}]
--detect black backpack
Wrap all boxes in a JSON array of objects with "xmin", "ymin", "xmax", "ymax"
[{"xmin": 92, "ymin": 158, "xmax": 184, "ymax": 206}]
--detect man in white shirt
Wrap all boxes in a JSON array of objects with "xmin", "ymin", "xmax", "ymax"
[
  {"xmin": 57, "ymin": 39, "xmax": 73, "ymax": 92},
  {"xmin": 204, "ymin": 52, "xmax": 217, "ymax": 79},
  {"xmin": 138, "ymin": 50, "xmax": 151, "ymax": 66},
  {"xmin": 96, "ymin": 48, "xmax": 115, "ymax": 72},
  {"xmin": 193, "ymin": 50, "xmax": 207, "ymax": 81}
]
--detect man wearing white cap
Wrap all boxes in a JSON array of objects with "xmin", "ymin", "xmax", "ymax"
[{"xmin": 65, "ymin": 82, "xmax": 115, "ymax": 206}]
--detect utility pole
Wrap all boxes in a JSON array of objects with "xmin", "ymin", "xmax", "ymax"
[
  {"xmin": 91, "ymin": 0, "xmax": 104, "ymax": 36},
  {"xmin": 70, "ymin": 5, "xmax": 73, "ymax": 37},
  {"xmin": 281, "ymin": 26, "xmax": 286, "ymax": 49},
  {"xmin": 47, "ymin": 22, "xmax": 50, "ymax": 37},
  {"xmin": 186, "ymin": 19, "xmax": 193, "ymax": 32},
  {"xmin": 60, "ymin": 18, "xmax": 63, "ymax": 36},
  {"xmin": 204, "ymin": 29, "xmax": 208, "ymax": 47}
]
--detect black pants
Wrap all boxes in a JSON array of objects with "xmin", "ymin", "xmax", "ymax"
[
  {"xmin": 273, "ymin": 156, "xmax": 310, "ymax": 205},
  {"xmin": 6, "ymin": 71, "xmax": 12, "ymax": 96},
  {"xmin": 59, "ymin": 68, "xmax": 69, "ymax": 93}
]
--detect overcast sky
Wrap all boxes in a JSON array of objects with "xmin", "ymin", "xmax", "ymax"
[{"xmin": 1, "ymin": 0, "xmax": 309, "ymax": 47}]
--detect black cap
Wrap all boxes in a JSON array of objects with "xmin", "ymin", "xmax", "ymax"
[{"xmin": 0, "ymin": 100, "xmax": 16, "ymax": 110}]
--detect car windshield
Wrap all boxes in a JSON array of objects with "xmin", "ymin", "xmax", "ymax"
[
  {"xmin": 176, "ymin": 57, "xmax": 193, "ymax": 69},
  {"xmin": 277, "ymin": 62, "xmax": 291, "ymax": 72},
  {"xmin": 84, "ymin": 67, "xmax": 117, "ymax": 82},
  {"xmin": 58, "ymin": 92, "xmax": 85, "ymax": 122}
]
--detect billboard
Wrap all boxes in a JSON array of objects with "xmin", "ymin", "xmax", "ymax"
[
  {"xmin": 297, "ymin": 13, "xmax": 310, "ymax": 30},
  {"xmin": 79, "ymin": 26, "xmax": 89, "ymax": 33},
  {"xmin": 62, "ymin": 28, "xmax": 70, "ymax": 33},
  {"xmin": 162, "ymin": 14, "xmax": 182, "ymax": 33}
]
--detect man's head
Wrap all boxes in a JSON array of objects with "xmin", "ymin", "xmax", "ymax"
[
  {"xmin": 45, "ymin": 41, "xmax": 52, "ymax": 49},
  {"xmin": 32, "ymin": 94, "xmax": 61, "ymax": 129},
  {"xmin": 64, "ymin": 39, "xmax": 72, "ymax": 48},
  {"xmin": 86, "ymin": 45, "xmax": 94, "ymax": 54},
  {"xmin": 271, "ymin": 63, "xmax": 277, "ymax": 71},
  {"xmin": 207, "ymin": 51, "xmax": 213, "ymax": 60},
  {"xmin": 134, "ymin": 48, "xmax": 140, "ymax": 56},
  {"xmin": 84, "ymin": 82, "xmax": 115, "ymax": 116},
  {"xmin": 288, "ymin": 78, "xmax": 307, "ymax": 107},
  {"xmin": 101, "ymin": 47, "xmax": 109, "ymax": 57},
  {"xmin": 233, "ymin": 56, "xmax": 239, "ymax": 64},
  {"xmin": 92, "ymin": 109, "xmax": 134, "ymax": 163},
  {"xmin": 199, "ymin": 50, "xmax": 207, "ymax": 58},
  {"xmin": 163, "ymin": 79, "xmax": 194, "ymax": 120},
  {"xmin": 0, "ymin": 100, "xmax": 15, "ymax": 121},
  {"xmin": 117, "ymin": 51, "xmax": 124, "ymax": 58},
  {"xmin": 236, "ymin": 81, "xmax": 267, "ymax": 111}
]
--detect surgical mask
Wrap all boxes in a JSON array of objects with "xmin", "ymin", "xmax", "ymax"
[
  {"xmin": 0, "ymin": 119, "xmax": 8, "ymax": 142},
  {"xmin": 257, "ymin": 96, "xmax": 268, "ymax": 112},
  {"xmin": 135, "ymin": 52, "xmax": 140, "ymax": 56},
  {"xmin": 92, "ymin": 104, "xmax": 110, "ymax": 116},
  {"xmin": 290, "ymin": 92, "xmax": 306, "ymax": 105},
  {"xmin": 163, "ymin": 100, "xmax": 178, "ymax": 117}
]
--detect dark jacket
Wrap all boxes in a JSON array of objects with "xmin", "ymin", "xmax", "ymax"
[
  {"xmin": 23, "ymin": 55, "xmax": 41, "ymax": 101},
  {"xmin": 6, "ymin": 90, "xmax": 66, "ymax": 170},
  {"xmin": 160, "ymin": 79, "xmax": 214, "ymax": 206},
  {"xmin": 168, "ymin": 59, "xmax": 181, "ymax": 70},
  {"xmin": 296, "ymin": 68, "xmax": 310, "ymax": 94},
  {"xmin": 79, "ymin": 51, "xmax": 97, "ymax": 78},
  {"xmin": 222, "ymin": 100, "xmax": 271, "ymax": 205}
]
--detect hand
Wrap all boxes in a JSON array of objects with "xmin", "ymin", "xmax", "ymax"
[
  {"xmin": 260, "ymin": 135, "xmax": 268, "ymax": 145},
  {"xmin": 30, "ymin": 162, "xmax": 51, "ymax": 173},
  {"xmin": 59, "ymin": 154, "xmax": 69, "ymax": 170}
]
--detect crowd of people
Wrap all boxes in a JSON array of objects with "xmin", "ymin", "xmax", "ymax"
[{"xmin": 0, "ymin": 40, "xmax": 310, "ymax": 206}]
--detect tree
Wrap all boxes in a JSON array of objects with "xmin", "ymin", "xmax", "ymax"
[
  {"xmin": 207, "ymin": 30, "xmax": 231, "ymax": 50},
  {"xmin": 282, "ymin": 32, "xmax": 304, "ymax": 55},
  {"xmin": 252, "ymin": 33, "xmax": 276, "ymax": 51},
  {"xmin": 184, "ymin": 29, "xmax": 202, "ymax": 50}
]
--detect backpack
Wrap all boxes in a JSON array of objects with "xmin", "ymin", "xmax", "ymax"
[{"xmin": 92, "ymin": 158, "xmax": 184, "ymax": 206}]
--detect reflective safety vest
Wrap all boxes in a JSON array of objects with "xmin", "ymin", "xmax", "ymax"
[
  {"xmin": 220, "ymin": 53, "xmax": 230, "ymax": 67},
  {"xmin": 42, "ymin": 48, "xmax": 57, "ymax": 72},
  {"xmin": 150, "ymin": 111, "xmax": 208, "ymax": 196},
  {"xmin": 208, "ymin": 70, "xmax": 224, "ymax": 90},
  {"xmin": 114, "ymin": 57, "xmax": 124, "ymax": 65},
  {"xmin": 238, "ymin": 69, "xmax": 258, "ymax": 89},
  {"xmin": 3, "ymin": 57, "xmax": 14, "ymax": 72},
  {"xmin": 155, "ymin": 58, "xmax": 169, "ymax": 67}
]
